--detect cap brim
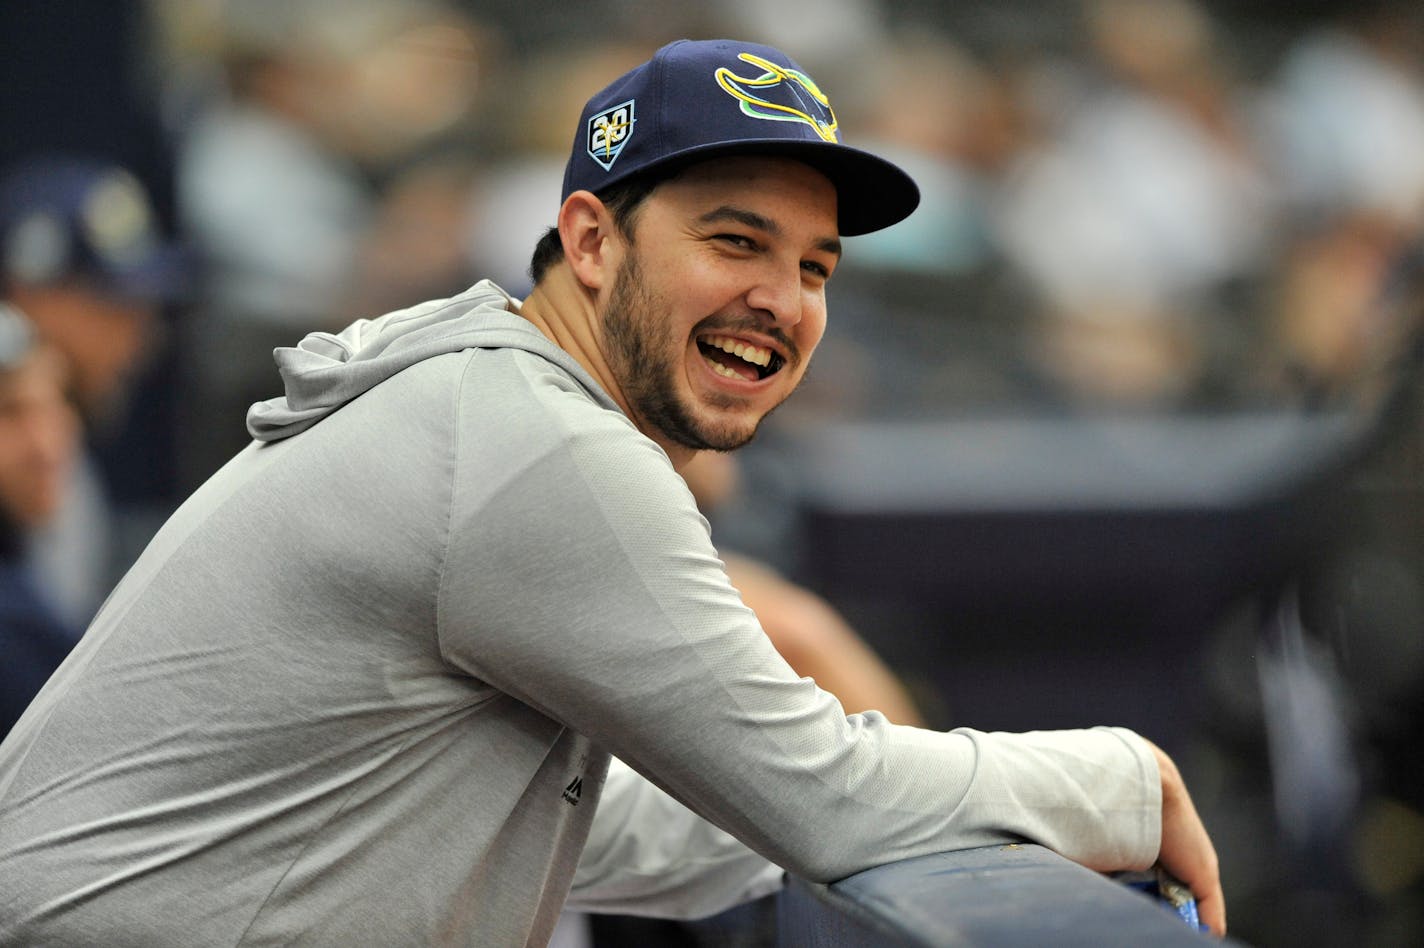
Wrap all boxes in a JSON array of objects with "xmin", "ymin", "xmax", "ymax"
[{"xmin": 601, "ymin": 139, "xmax": 921, "ymax": 238}]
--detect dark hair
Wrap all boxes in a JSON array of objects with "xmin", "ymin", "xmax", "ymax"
[{"xmin": 527, "ymin": 169, "xmax": 675, "ymax": 286}]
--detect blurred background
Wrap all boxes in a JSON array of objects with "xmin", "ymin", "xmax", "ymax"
[{"xmin": 1, "ymin": 1, "xmax": 1422, "ymax": 944}]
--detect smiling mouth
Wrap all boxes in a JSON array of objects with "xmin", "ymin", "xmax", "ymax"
[{"xmin": 696, "ymin": 333, "xmax": 785, "ymax": 382}]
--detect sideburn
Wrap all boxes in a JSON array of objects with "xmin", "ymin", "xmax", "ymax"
[{"xmin": 601, "ymin": 251, "xmax": 757, "ymax": 453}]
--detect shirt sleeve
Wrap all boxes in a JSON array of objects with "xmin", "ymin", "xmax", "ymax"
[
  {"xmin": 436, "ymin": 400, "xmax": 1161, "ymax": 883},
  {"xmin": 565, "ymin": 757, "xmax": 785, "ymax": 918}
]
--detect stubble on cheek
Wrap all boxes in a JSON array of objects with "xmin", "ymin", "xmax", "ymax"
[{"xmin": 601, "ymin": 252, "xmax": 769, "ymax": 452}]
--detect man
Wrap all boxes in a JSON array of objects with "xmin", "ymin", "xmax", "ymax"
[
  {"xmin": 0, "ymin": 158, "xmax": 175, "ymax": 423},
  {"xmin": 0, "ymin": 157, "xmax": 183, "ymax": 625},
  {"xmin": 0, "ymin": 301, "xmax": 81, "ymax": 736},
  {"xmin": 0, "ymin": 40, "xmax": 1224, "ymax": 944}
]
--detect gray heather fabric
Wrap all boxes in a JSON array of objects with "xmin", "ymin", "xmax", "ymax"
[{"xmin": 0, "ymin": 281, "xmax": 1161, "ymax": 946}]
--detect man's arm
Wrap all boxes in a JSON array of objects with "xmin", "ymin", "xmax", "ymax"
[
  {"xmin": 437, "ymin": 402, "xmax": 1199, "ymax": 899},
  {"xmin": 720, "ymin": 552, "xmax": 926, "ymax": 727},
  {"xmin": 566, "ymin": 757, "xmax": 784, "ymax": 919},
  {"xmin": 573, "ymin": 748, "xmax": 1224, "ymax": 937}
]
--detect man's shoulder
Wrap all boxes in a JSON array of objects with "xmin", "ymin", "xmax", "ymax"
[{"xmin": 455, "ymin": 345, "xmax": 643, "ymax": 455}]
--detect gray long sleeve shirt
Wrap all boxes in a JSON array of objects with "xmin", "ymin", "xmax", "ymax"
[{"xmin": 0, "ymin": 282, "xmax": 1160, "ymax": 946}]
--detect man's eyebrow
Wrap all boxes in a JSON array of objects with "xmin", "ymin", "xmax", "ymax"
[
  {"xmin": 698, "ymin": 205, "xmax": 842, "ymax": 258},
  {"xmin": 699, "ymin": 205, "xmax": 779, "ymax": 234}
]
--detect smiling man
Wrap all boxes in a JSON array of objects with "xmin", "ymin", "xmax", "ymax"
[
  {"xmin": 0, "ymin": 40, "xmax": 1222, "ymax": 946},
  {"xmin": 521, "ymin": 156, "xmax": 836, "ymax": 462}
]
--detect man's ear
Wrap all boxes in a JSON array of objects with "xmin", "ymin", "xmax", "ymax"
[{"xmin": 558, "ymin": 190, "xmax": 620, "ymax": 291}]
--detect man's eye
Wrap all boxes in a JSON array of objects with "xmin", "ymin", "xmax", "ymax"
[
  {"xmin": 802, "ymin": 260, "xmax": 830, "ymax": 280},
  {"xmin": 717, "ymin": 234, "xmax": 755, "ymax": 250}
]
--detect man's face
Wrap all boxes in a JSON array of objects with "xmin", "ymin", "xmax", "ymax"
[
  {"xmin": 598, "ymin": 156, "xmax": 839, "ymax": 453},
  {"xmin": 0, "ymin": 349, "xmax": 78, "ymax": 530},
  {"xmin": 5, "ymin": 282, "xmax": 154, "ymax": 416}
]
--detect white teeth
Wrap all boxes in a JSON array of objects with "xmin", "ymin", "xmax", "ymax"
[
  {"xmin": 703, "ymin": 335, "xmax": 772, "ymax": 367},
  {"xmin": 706, "ymin": 358, "xmax": 743, "ymax": 379}
]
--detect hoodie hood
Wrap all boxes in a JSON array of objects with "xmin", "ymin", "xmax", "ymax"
[{"xmin": 247, "ymin": 281, "xmax": 615, "ymax": 442}]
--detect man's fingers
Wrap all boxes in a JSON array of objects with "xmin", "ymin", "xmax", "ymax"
[
  {"xmin": 1146, "ymin": 740, "xmax": 1227, "ymax": 937},
  {"xmin": 1160, "ymin": 811, "xmax": 1224, "ymax": 935},
  {"xmin": 1195, "ymin": 885, "xmax": 1227, "ymax": 937},
  {"xmin": 1162, "ymin": 842, "xmax": 1226, "ymax": 936}
]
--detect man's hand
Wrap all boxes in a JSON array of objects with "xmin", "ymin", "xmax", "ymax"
[{"xmin": 1146, "ymin": 740, "xmax": 1226, "ymax": 936}]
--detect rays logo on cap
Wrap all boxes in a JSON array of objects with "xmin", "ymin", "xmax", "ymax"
[
  {"xmin": 714, "ymin": 52, "xmax": 839, "ymax": 143},
  {"xmin": 587, "ymin": 99, "xmax": 635, "ymax": 171}
]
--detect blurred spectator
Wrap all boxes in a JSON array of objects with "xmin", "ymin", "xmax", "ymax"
[
  {"xmin": 175, "ymin": 0, "xmax": 486, "ymax": 326},
  {"xmin": 0, "ymin": 157, "xmax": 181, "ymax": 626},
  {"xmin": 1257, "ymin": 4, "xmax": 1424, "ymax": 400},
  {"xmin": 0, "ymin": 301, "xmax": 81, "ymax": 737},
  {"xmin": 991, "ymin": 0, "xmax": 1273, "ymax": 407},
  {"xmin": 166, "ymin": 0, "xmax": 488, "ymax": 484},
  {"xmin": 837, "ymin": 29, "xmax": 1011, "ymax": 278},
  {"xmin": 0, "ymin": 159, "xmax": 173, "ymax": 421},
  {"xmin": 347, "ymin": 154, "xmax": 482, "ymax": 317},
  {"xmin": 1263, "ymin": 2, "xmax": 1424, "ymax": 231},
  {"xmin": 1266, "ymin": 212, "xmax": 1416, "ymax": 399}
]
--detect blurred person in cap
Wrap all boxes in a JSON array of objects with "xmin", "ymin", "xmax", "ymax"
[
  {"xmin": 0, "ymin": 157, "xmax": 178, "ymax": 419},
  {"xmin": 0, "ymin": 40, "xmax": 1222, "ymax": 944},
  {"xmin": 0, "ymin": 301, "xmax": 82, "ymax": 737},
  {"xmin": 0, "ymin": 156, "xmax": 182, "ymax": 628}
]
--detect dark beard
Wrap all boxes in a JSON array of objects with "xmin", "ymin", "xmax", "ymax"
[{"xmin": 602, "ymin": 251, "xmax": 765, "ymax": 452}]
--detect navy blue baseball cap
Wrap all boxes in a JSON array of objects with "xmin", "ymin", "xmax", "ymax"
[
  {"xmin": 0, "ymin": 157, "xmax": 186, "ymax": 302},
  {"xmin": 562, "ymin": 39, "xmax": 920, "ymax": 237}
]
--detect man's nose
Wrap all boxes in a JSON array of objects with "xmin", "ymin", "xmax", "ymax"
[{"xmin": 744, "ymin": 264, "xmax": 803, "ymax": 330}]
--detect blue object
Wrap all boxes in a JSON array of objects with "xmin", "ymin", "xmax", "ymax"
[
  {"xmin": 561, "ymin": 39, "xmax": 920, "ymax": 236},
  {"xmin": 1114, "ymin": 867, "xmax": 1209, "ymax": 933}
]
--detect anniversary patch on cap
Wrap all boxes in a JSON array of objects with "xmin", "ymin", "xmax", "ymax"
[{"xmin": 586, "ymin": 99, "xmax": 636, "ymax": 172}]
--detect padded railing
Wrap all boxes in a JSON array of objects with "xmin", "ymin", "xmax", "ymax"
[{"xmin": 777, "ymin": 843, "xmax": 1235, "ymax": 947}]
